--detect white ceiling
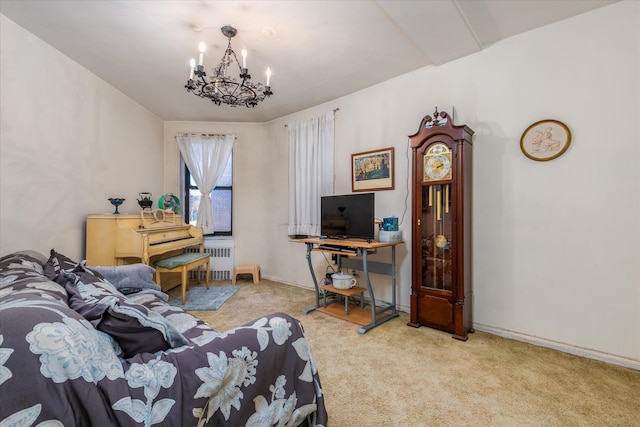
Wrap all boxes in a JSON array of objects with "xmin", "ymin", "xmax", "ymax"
[{"xmin": 1, "ymin": 0, "xmax": 617, "ymax": 123}]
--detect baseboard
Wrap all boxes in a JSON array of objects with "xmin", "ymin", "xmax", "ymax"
[
  {"xmin": 262, "ymin": 275, "xmax": 309, "ymax": 290},
  {"xmin": 268, "ymin": 276, "xmax": 639, "ymax": 370},
  {"xmin": 473, "ymin": 322, "xmax": 640, "ymax": 371}
]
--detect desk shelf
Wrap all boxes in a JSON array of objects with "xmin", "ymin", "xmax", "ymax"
[
  {"xmin": 320, "ymin": 284, "xmax": 366, "ymax": 297},
  {"xmin": 311, "ymin": 247, "xmax": 374, "ymax": 257},
  {"xmin": 302, "ymin": 238, "xmax": 403, "ymax": 333},
  {"xmin": 320, "ymin": 284, "xmax": 365, "ymax": 317},
  {"xmin": 316, "ymin": 305, "xmax": 383, "ymax": 327}
]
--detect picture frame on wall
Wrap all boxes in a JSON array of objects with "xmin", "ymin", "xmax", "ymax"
[
  {"xmin": 520, "ymin": 119, "xmax": 572, "ymax": 161},
  {"xmin": 351, "ymin": 147, "xmax": 394, "ymax": 192}
]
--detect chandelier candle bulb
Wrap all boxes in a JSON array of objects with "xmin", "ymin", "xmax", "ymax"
[
  {"xmin": 241, "ymin": 49, "xmax": 247, "ymax": 68},
  {"xmin": 198, "ymin": 42, "xmax": 206, "ymax": 66},
  {"xmin": 189, "ymin": 58, "xmax": 195, "ymax": 79},
  {"xmin": 266, "ymin": 67, "xmax": 271, "ymax": 86}
]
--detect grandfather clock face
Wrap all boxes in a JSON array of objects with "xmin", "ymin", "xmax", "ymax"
[
  {"xmin": 421, "ymin": 142, "xmax": 453, "ymax": 291},
  {"xmin": 423, "ymin": 143, "xmax": 452, "ymax": 182}
]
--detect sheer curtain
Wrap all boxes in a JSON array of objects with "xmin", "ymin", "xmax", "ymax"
[
  {"xmin": 176, "ymin": 133, "xmax": 234, "ymax": 234},
  {"xmin": 287, "ymin": 111, "xmax": 335, "ymax": 236}
]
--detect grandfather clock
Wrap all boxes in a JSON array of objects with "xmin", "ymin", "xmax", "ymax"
[{"xmin": 407, "ymin": 109, "xmax": 474, "ymax": 340}]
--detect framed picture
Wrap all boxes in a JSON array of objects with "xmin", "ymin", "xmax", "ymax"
[
  {"xmin": 520, "ymin": 119, "xmax": 571, "ymax": 161},
  {"xmin": 352, "ymin": 147, "xmax": 394, "ymax": 192}
]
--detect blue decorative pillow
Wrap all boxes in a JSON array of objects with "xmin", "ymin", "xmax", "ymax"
[
  {"xmin": 90, "ymin": 263, "xmax": 155, "ymax": 288},
  {"xmin": 90, "ymin": 264, "xmax": 168, "ymax": 302}
]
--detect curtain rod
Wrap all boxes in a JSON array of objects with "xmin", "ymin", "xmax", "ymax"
[
  {"xmin": 284, "ymin": 108, "xmax": 339, "ymax": 128},
  {"xmin": 175, "ymin": 133, "xmax": 237, "ymax": 139}
]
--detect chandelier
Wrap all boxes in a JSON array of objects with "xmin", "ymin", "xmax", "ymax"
[{"xmin": 185, "ymin": 25, "xmax": 273, "ymax": 108}]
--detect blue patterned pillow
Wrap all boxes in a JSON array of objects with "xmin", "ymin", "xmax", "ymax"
[
  {"xmin": 0, "ymin": 252, "xmax": 46, "ymax": 277},
  {"xmin": 47, "ymin": 253, "xmax": 188, "ymax": 358},
  {"xmin": 43, "ymin": 249, "xmax": 81, "ymax": 280}
]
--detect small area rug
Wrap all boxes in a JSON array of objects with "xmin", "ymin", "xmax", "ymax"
[{"xmin": 168, "ymin": 286, "xmax": 240, "ymax": 311}]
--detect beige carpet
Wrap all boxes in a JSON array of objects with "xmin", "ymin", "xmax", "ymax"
[{"xmin": 169, "ymin": 279, "xmax": 640, "ymax": 426}]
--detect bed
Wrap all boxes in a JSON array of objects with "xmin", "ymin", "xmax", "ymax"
[{"xmin": 0, "ymin": 250, "xmax": 327, "ymax": 426}]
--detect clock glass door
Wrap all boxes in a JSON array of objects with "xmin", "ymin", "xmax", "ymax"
[{"xmin": 421, "ymin": 184, "xmax": 452, "ymax": 291}]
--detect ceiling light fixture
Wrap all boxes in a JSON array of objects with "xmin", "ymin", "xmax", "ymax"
[{"xmin": 185, "ymin": 25, "xmax": 273, "ymax": 108}]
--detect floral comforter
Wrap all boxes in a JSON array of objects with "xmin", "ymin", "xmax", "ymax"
[{"xmin": 0, "ymin": 251, "xmax": 327, "ymax": 426}]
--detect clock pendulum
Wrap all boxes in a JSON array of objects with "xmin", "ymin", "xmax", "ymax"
[{"xmin": 436, "ymin": 184, "xmax": 450, "ymax": 243}]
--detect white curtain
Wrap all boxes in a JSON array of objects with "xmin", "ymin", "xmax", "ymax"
[
  {"xmin": 287, "ymin": 111, "xmax": 335, "ymax": 236},
  {"xmin": 176, "ymin": 133, "xmax": 234, "ymax": 234}
]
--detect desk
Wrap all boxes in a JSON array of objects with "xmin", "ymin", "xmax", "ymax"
[{"xmin": 301, "ymin": 238, "xmax": 403, "ymax": 333}]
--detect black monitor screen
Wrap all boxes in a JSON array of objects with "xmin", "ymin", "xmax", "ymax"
[{"xmin": 321, "ymin": 193, "xmax": 375, "ymax": 241}]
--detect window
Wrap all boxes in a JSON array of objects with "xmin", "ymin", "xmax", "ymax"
[{"xmin": 183, "ymin": 153, "xmax": 232, "ymax": 235}]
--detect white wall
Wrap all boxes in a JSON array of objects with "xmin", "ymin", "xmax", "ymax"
[
  {"xmin": 0, "ymin": 15, "xmax": 164, "ymax": 260},
  {"xmin": 166, "ymin": 2, "xmax": 639, "ymax": 367}
]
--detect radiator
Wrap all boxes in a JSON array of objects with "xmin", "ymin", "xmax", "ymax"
[{"xmin": 187, "ymin": 240, "xmax": 235, "ymax": 281}]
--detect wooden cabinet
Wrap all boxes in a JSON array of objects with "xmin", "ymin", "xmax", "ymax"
[{"xmin": 407, "ymin": 109, "xmax": 474, "ymax": 340}]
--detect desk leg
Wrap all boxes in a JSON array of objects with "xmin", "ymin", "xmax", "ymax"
[
  {"xmin": 358, "ymin": 245, "xmax": 399, "ymax": 334},
  {"xmin": 363, "ymin": 250, "xmax": 377, "ymax": 328},
  {"xmin": 303, "ymin": 242, "xmax": 321, "ymax": 314},
  {"xmin": 390, "ymin": 246, "xmax": 397, "ymax": 317}
]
